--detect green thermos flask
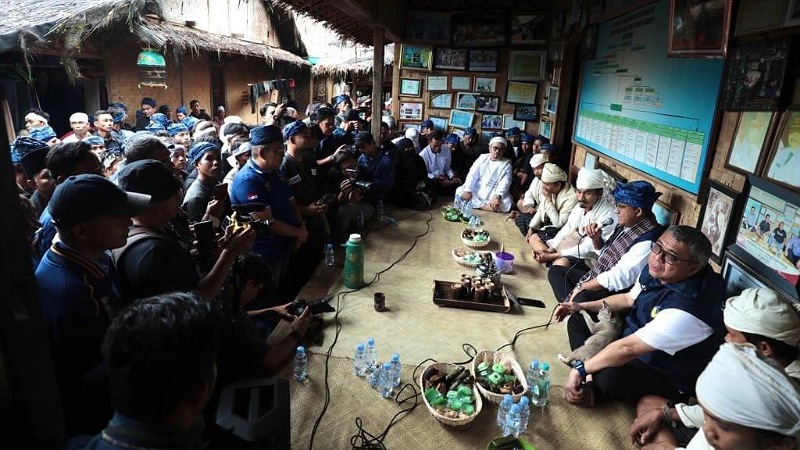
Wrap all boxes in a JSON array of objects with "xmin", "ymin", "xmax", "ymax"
[{"xmin": 344, "ymin": 233, "xmax": 364, "ymax": 289}]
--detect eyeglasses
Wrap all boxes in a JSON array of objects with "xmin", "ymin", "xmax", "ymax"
[{"xmin": 650, "ymin": 241, "xmax": 695, "ymax": 265}]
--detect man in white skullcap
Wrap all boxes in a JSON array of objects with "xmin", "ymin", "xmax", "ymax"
[
  {"xmin": 454, "ymin": 136, "xmax": 513, "ymax": 213},
  {"xmin": 631, "ymin": 287, "xmax": 800, "ymax": 449},
  {"xmin": 528, "ymin": 167, "xmax": 616, "ymax": 268},
  {"xmin": 525, "ymin": 163, "xmax": 577, "ymax": 237},
  {"xmin": 61, "ymin": 112, "xmax": 90, "ymax": 143},
  {"xmin": 513, "ymin": 153, "xmax": 550, "ymax": 235}
]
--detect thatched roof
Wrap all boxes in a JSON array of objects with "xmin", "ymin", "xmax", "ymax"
[
  {"xmin": 270, "ymin": 0, "xmax": 378, "ymax": 46},
  {"xmin": 312, "ymin": 43, "xmax": 393, "ymax": 77}
]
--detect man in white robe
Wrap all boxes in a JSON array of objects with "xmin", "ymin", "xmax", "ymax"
[{"xmin": 454, "ymin": 136, "xmax": 513, "ymax": 213}]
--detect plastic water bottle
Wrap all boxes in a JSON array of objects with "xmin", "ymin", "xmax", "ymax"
[
  {"xmin": 503, "ymin": 404, "xmax": 521, "ymax": 437},
  {"xmin": 496, "ymin": 393, "xmax": 513, "ymax": 428},
  {"xmin": 324, "ymin": 243, "xmax": 335, "ymax": 267},
  {"xmin": 526, "ymin": 359, "xmax": 540, "ymax": 399},
  {"xmin": 353, "ymin": 343, "xmax": 367, "ymax": 377},
  {"xmin": 343, "ymin": 234, "xmax": 364, "ymax": 289},
  {"xmin": 379, "ymin": 362, "xmax": 394, "ymax": 398},
  {"xmin": 389, "ymin": 353, "xmax": 402, "ymax": 387},
  {"xmin": 518, "ymin": 396, "xmax": 530, "ymax": 434},
  {"xmin": 533, "ymin": 362, "xmax": 551, "ymax": 407},
  {"xmin": 365, "ymin": 337, "xmax": 378, "ymax": 372},
  {"xmin": 368, "ymin": 362, "xmax": 383, "ymax": 389},
  {"xmin": 294, "ymin": 346, "xmax": 308, "ymax": 381}
]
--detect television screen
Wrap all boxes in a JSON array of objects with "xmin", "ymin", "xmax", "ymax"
[{"xmin": 731, "ymin": 175, "xmax": 800, "ymax": 300}]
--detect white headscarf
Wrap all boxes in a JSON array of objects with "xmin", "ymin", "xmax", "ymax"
[
  {"xmin": 25, "ymin": 112, "xmax": 48, "ymax": 125},
  {"xmin": 576, "ymin": 168, "xmax": 608, "ymax": 190},
  {"xmin": 69, "ymin": 112, "xmax": 88, "ymax": 123},
  {"xmin": 404, "ymin": 128, "xmax": 420, "ymax": 152},
  {"xmin": 530, "ymin": 153, "xmax": 548, "ymax": 169},
  {"xmin": 541, "ymin": 163, "xmax": 567, "ymax": 183},
  {"xmin": 725, "ymin": 288, "xmax": 800, "ymax": 346},
  {"xmin": 489, "ymin": 136, "xmax": 507, "ymax": 148},
  {"xmin": 696, "ymin": 343, "xmax": 800, "ymax": 437}
]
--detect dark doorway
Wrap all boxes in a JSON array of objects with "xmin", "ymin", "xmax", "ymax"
[
  {"xmin": 37, "ymin": 69, "xmax": 86, "ymax": 137},
  {"xmin": 210, "ymin": 61, "xmax": 226, "ymax": 111}
]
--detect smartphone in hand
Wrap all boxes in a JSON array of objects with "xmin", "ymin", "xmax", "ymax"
[
  {"xmin": 213, "ymin": 183, "xmax": 228, "ymax": 200},
  {"xmin": 517, "ymin": 297, "xmax": 546, "ymax": 308}
]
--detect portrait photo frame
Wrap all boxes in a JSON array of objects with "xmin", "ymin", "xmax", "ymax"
[
  {"xmin": 725, "ymin": 111, "xmax": 776, "ymax": 175},
  {"xmin": 721, "ymin": 37, "xmax": 791, "ymax": 111},
  {"xmin": 508, "ymin": 51, "xmax": 546, "ymax": 80},
  {"xmin": 474, "ymin": 77, "xmax": 498, "ymax": 93},
  {"xmin": 426, "ymin": 75, "xmax": 449, "ymax": 91},
  {"xmin": 652, "ymin": 201, "xmax": 681, "ymax": 227},
  {"xmin": 400, "ymin": 45, "xmax": 433, "ymax": 71},
  {"xmin": 668, "ymin": 0, "xmax": 733, "ymax": 58},
  {"xmin": 405, "ymin": 10, "xmax": 451, "ymax": 45},
  {"xmin": 505, "ymin": 81, "xmax": 538, "ymax": 104},
  {"xmin": 468, "ymin": 49, "xmax": 499, "ymax": 72},
  {"xmin": 502, "ymin": 114, "xmax": 525, "ymax": 130},
  {"xmin": 399, "ymin": 78, "xmax": 422, "ymax": 97},
  {"xmin": 398, "ymin": 102, "xmax": 424, "ymax": 121},
  {"xmin": 513, "ymin": 103, "xmax": 538, "ymax": 122},
  {"xmin": 449, "ymin": 109, "xmax": 475, "ymax": 129},
  {"xmin": 510, "ymin": 14, "xmax": 549, "ymax": 45},
  {"xmin": 540, "ymin": 119, "xmax": 552, "ymax": 140},
  {"xmin": 434, "ymin": 47, "xmax": 468, "ymax": 71},
  {"xmin": 429, "ymin": 116, "xmax": 448, "ymax": 132},
  {"xmin": 697, "ymin": 180, "xmax": 740, "ymax": 264},
  {"xmin": 545, "ymin": 85, "xmax": 559, "ymax": 115},
  {"xmin": 450, "ymin": 75, "xmax": 472, "ymax": 90},
  {"xmin": 721, "ymin": 252, "xmax": 769, "ymax": 299},
  {"xmin": 475, "ymin": 95, "xmax": 500, "ymax": 113},
  {"xmin": 451, "ymin": 13, "xmax": 507, "ymax": 47},
  {"xmin": 581, "ymin": 24, "xmax": 598, "ymax": 60},
  {"xmin": 455, "ymin": 92, "xmax": 478, "ymax": 110},
  {"xmin": 429, "ymin": 92, "xmax": 453, "ymax": 110},
  {"xmin": 764, "ymin": 109, "xmax": 800, "ymax": 190},
  {"xmin": 734, "ymin": 0, "xmax": 788, "ymax": 36},
  {"xmin": 481, "ymin": 114, "xmax": 503, "ymax": 130}
]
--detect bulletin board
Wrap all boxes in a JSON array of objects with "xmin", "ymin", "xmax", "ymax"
[{"xmin": 573, "ymin": 0, "xmax": 724, "ymax": 194}]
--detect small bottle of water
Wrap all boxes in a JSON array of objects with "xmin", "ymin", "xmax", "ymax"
[
  {"xmin": 526, "ymin": 359, "xmax": 540, "ymax": 399},
  {"xmin": 389, "ymin": 353, "xmax": 402, "ymax": 387},
  {"xmin": 294, "ymin": 346, "xmax": 308, "ymax": 382},
  {"xmin": 379, "ymin": 362, "xmax": 394, "ymax": 398},
  {"xmin": 503, "ymin": 404, "xmax": 521, "ymax": 437},
  {"xmin": 325, "ymin": 243, "xmax": 335, "ymax": 267},
  {"xmin": 353, "ymin": 343, "xmax": 367, "ymax": 377},
  {"xmin": 368, "ymin": 362, "xmax": 383, "ymax": 389},
  {"xmin": 518, "ymin": 396, "xmax": 530, "ymax": 434},
  {"xmin": 377, "ymin": 200, "xmax": 386, "ymax": 223},
  {"xmin": 356, "ymin": 210, "xmax": 365, "ymax": 230},
  {"xmin": 365, "ymin": 337, "xmax": 378, "ymax": 373},
  {"xmin": 533, "ymin": 362, "xmax": 551, "ymax": 407},
  {"xmin": 496, "ymin": 393, "xmax": 513, "ymax": 428}
]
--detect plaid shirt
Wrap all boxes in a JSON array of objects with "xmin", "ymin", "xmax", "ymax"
[{"xmin": 580, "ymin": 216, "xmax": 662, "ymax": 284}]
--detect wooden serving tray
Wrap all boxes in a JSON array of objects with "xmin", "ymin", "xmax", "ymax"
[{"xmin": 432, "ymin": 280, "xmax": 511, "ymax": 313}]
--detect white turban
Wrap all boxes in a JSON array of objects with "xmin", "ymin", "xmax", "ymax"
[
  {"xmin": 25, "ymin": 112, "xmax": 48, "ymax": 125},
  {"xmin": 69, "ymin": 112, "xmax": 88, "ymax": 123},
  {"xmin": 530, "ymin": 153, "xmax": 548, "ymax": 169},
  {"xmin": 697, "ymin": 343, "xmax": 800, "ymax": 437},
  {"xmin": 724, "ymin": 288, "xmax": 800, "ymax": 346},
  {"xmin": 194, "ymin": 126, "xmax": 216, "ymax": 138},
  {"xmin": 541, "ymin": 163, "xmax": 567, "ymax": 183},
  {"xmin": 576, "ymin": 168, "xmax": 608, "ymax": 190},
  {"xmin": 223, "ymin": 115, "xmax": 244, "ymax": 125},
  {"xmin": 489, "ymin": 136, "xmax": 507, "ymax": 148}
]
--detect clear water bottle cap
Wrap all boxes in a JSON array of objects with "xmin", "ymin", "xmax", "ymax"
[
  {"xmin": 356, "ymin": 343, "xmax": 364, "ymax": 351},
  {"xmin": 349, "ymin": 233, "xmax": 362, "ymax": 243},
  {"xmin": 326, "ymin": 243, "xmax": 333, "ymax": 249},
  {"xmin": 367, "ymin": 337, "xmax": 375, "ymax": 345},
  {"xmin": 391, "ymin": 352, "xmax": 400, "ymax": 361},
  {"xmin": 383, "ymin": 362, "xmax": 393, "ymax": 370},
  {"xmin": 519, "ymin": 396, "xmax": 529, "ymax": 405},
  {"xmin": 297, "ymin": 346, "xmax": 305, "ymax": 353},
  {"xmin": 541, "ymin": 362, "xmax": 550, "ymax": 371}
]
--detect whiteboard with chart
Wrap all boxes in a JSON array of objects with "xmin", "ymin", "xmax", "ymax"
[{"xmin": 573, "ymin": 0, "xmax": 724, "ymax": 194}]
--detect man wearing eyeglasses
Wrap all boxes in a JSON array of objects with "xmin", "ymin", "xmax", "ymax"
[{"xmin": 555, "ymin": 225, "xmax": 726, "ymax": 407}]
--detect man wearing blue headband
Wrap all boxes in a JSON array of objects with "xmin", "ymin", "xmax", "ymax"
[
  {"xmin": 419, "ymin": 119, "xmax": 435, "ymax": 150},
  {"xmin": 167, "ymin": 122, "xmax": 191, "ymax": 146},
  {"xmin": 333, "ymin": 94, "xmax": 353, "ymax": 128},
  {"xmin": 505, "ymin": 127, "xmax": 523, "ymax": 161},
  {"xmin": 183, "ymin": 142, "xmax": 224, "ymax": 223},
  {"xmin": 82, "ymin": 135, "xmax": 106, "ymax": 159}
]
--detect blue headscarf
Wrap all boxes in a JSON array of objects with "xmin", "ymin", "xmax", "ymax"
[
  {"xmin": 506, "ymin": 127, "xmax": 521, "ymax": 136},
  {"xmin": 250, "ymin": 125, "xmax": 283, "ymax": 146},
  {"xmin": 82, "ymin": 135, "xmax": 105, "ymax": 146},
  {"xmin": 521, "ymin": 133, "xmax": 534, "ymax": 143},
  {"xmin": 283, "ymin": 120, "xmax": 307, "ymax": 140},
  {"xmin": 29, "ymin": 125, "xmax": 57, "ymax": 142},
  {"xmin": 167, "ymin": 122, "xmax": 189, "ymax": 137},
  {"xmin": 145, "ymin": 113, "xmax": 169, "ymax": 134},
  {"xmin": 182, "ymin": 116, "xmax": 200, "ymax": 131},
  {"xmin": 10, "ymin": 137, "xmax": 48, "ymax": 164},
  {"xmin": 464, "ymin": 127, "xmax": 477, "ymax": 138},
  {"xmin": 334, "ymin": 94, "xmax": 351, "ymax": 108},
  {"xmin": 188, "ymin": 141, "xmax": 220, "ymax": 165},
  {"xmin": 613, "ymin": 181, "xmax": 661, "ymax": 210},
  {"xmin": 176, "ymin": 106, "xmax": 188, "ymax": 115},
  {"xmin": 444, "ymin": 133, "xmax": 459, "ymax": 145}
]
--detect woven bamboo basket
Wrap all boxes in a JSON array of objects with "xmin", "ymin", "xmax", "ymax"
[
  {"xmin": 419, "ymin": 362, "xmax": 483, "ymax": 429},
  {"xmin": 461, "ymin": 228, "xmax": 491, "ymax": 248},
  {"xmin": 471, "ymin": 350, "xmax": 528, "ymax": 405}
]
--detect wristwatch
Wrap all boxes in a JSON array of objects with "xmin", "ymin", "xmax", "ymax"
[
  {"xmin": 662, "ymin": 402, "xmax": 677, "ymax": 428},
  {"xmin": 574, "ymin": 360, "xmax": 587, "ymax": 379}
]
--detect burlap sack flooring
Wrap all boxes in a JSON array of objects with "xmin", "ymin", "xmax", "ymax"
[{"xmin": 285, "ymin": 207, "xmax": 637, "ymax": 449}]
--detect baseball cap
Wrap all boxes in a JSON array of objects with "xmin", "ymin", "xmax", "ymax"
[
  {"xmin": 117, "ymin": 159, "xmax": 182, "ymax": 205},
  {"xmin": 50, "ymin": 174, "xmax": 150, "ymax": 228}
]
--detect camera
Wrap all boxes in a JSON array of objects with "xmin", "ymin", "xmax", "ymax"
[
  {"xmin": 289, "ymin": 293, "xmax": 335, "ymax": 316},
  {"xmin": 344, "ymin": 166, "xmax": 373, "ymax": 193},
  {"xmin": 231, "ymin": 204, "xmax": 272, "ymax": 236}
]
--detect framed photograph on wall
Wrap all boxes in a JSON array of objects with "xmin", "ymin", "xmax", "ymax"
[
  {"xmin": 401, "ymin": 122, "xmax": 421, "ymax": 132},
  {"xmin": 474, "ymin": 77, "xmax": 498, "ymax": 93},
  {"xmin": 434, "ymin": 47, "xmax": 468, "ymax": 70},
  {"xmin": 734, "ymin": 0, "xmax": 788, "ymax": 36},
  {"xmin": 721, "ymin": 38, "xmax": 791, "ymax": 111},
  {"xmin": 513, "ymin": 104, "xmax": 538, "ymax": 122},
  {"xmin": 508, "ymin": 51, "xmax": 546, "ymax": 80},
  {"xmin": 540, "ymin": 119, "xmax": 552, "ymax": 140},
  {"xmin": 399, "ymin": 78, "xmax": 422, "ymax": 97},
  {"xmin": 668, "ymin": 0, "xmax": 733, "ymax": 57},
  {"xmin": 430, "ymin": 116, "xmax": 448, "ymax": 132},
  {"xmin": 764, "ymin": 109, "xmax": 800, "ymax": 190},
  {"xmin": 451, "ymin": 76, "xmax": 472, "ymax": 90},
  {"xmin": 503, "ymin": 114, "xmax": 525, "ymax": 130},
  {"xmin": 405, "ymin": 10, "xmax": 451, "ymax": 44},
  {"xmin": 455, "ymin": 92, "xmax": 478, "ymax": 110},
  {"xmin": 505, "ymin": 81, "xmax": 538, "ymax": 104},
  {"xmin": 475, "ymin": 95, "xmax": 500, "ymax": 113},
  {"xmin": 429, "ymin": 92, "xmax": 453, "ymax": 110},
  {"xmin": 449, "ymin": 109, "xmax": 475, "ymax": 129},
  {"xmin": 452, "ymin": 13, "xmax": 507, "ymax": 47},
  {"xmin": 400, "ymin": 45, "xmax": 433, "ymax": 70},
  {"xmin": 584, "ymin": 151, "xmax": 597, "ymax": 169},
  {"xmin": 581, "ymin": 24, "xmax": 598, "ymax": 60},
  {"xmin": 786, "ymin": 0, "xmax": 800, "ymax": 27},
  {"xmin": 545, "ymin": 85, "xmax": 559, "ymax": 114},
  {"xmin": 399, "ymin": 102, "xmax": 424, "ymax": 120},
  {"xmin": 468, "ymin": 49, "xmax": 498, "ymax": 72},
  {"xmin": 653, "ymin": 201, "xmax": 681, "ymax": 227},
  {"xmin": 481, "ymin": 114, "xmax": 503, "ymax": 130},
  {"xmin": 725, "ymin": 111, "xmax": 776, "ymax": 175},
  {"xmin": 426, "ymin": 75, "xmax": 449, "ymax": 91},
  {"xmin": 721, "ymin": 252, "xmax": 768, "ymax": 299},
  {"xmin": 697, "ymin": 181, "xmax": 740, "ymax": 264},
  {"xmin": 510, "ymin": 14, "xmax": 549, "ymax": 45}
]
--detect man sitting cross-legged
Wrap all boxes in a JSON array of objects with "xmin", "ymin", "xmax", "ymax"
[{"xmin": 454, "ymin": 136, "xmax": 513, "ymax": 213}]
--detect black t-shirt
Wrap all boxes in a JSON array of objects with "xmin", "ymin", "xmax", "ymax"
[
  {"xmin": 183, "ymin": 177, "xmax": 215, "ymax": 222},
  {"xmin": 774, "ymin": 228, "xmax": 787, "ymax": 244},
  {"xmin": 281, "ymin": 153, "xmax": 319, "ymax": 207}
]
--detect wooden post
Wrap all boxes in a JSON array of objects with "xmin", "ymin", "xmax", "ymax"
[
  {"xmin": 391, "ymin": 43, "xmax": 401, "ymax": 121},
  {"xmin": 371, "ymin": 27, "xmax": 384, "ymax": 138}
]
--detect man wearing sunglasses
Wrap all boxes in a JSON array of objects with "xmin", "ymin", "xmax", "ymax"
[{"xmin": 555, "ymin": 225, "xmax": 726, "ymax": 407}]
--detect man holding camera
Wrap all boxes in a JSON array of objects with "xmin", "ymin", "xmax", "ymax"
[
  {"xmin": 354, "ymin": 131, "xmax": 395, "ymax": 203},
  {"xmin": 325, "ymin": 148, "xmax": 375, "ymax": 244},
  {"xmin": 231, "ymin": 125, "xmax": 308, "ymax": 305}
]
